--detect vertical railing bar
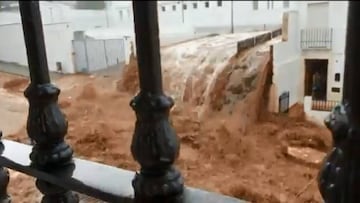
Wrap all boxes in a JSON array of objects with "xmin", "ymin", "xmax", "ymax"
[
  {"xmin": 18, "ymin": 1, "xmax": 78, "ymax": 202},
  {"xmin": 343, "ymin": 3, "xmax": 360, "ymax": 124},
  {"xmin": 130, "ymin": 1, "xmax": 184, "ymax": 203},
  {"xmin": 318, "ymin": 2, "xmax": 360, "ymax": 203},
  {"xmin": 19, "ymin": 1, "xmax": 50, "ymax": 84},
  {"xmin": 132, "ymin": 1, "xmax": 163, "ymax": 95}
]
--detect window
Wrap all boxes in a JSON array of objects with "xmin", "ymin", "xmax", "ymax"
[
  {"xmin": 335, "ymin": 73, "xmax": 341, "ymax": 82},
  {"xmin": 161, "ymin": 6, "xmax": 166, "ymax": 12},
  {"xmin": 172, "ymin": 5, "xmax": 176, "ymax": 11},
  {"xmin": 193, "ymin": 3, "xmax": 197, "ymax": 9},
  {"xmin": 217, "ymin": 1, "xmax": 222, "ymax": 7},
  {"xmin": 283, "ymin": 1, "xmax": 289, "ymax": 8},
  {"xmin": 267, "ymin": 0, "xmax": 275, "ymax": 9},
  {"xmin": 253, "ymin": 0, "xmax": 259, "ymax": 10},
  {"xmin": 205, "ymin": 1, "xmax": 209, "ymax": 8},
  {"xmin": 119, "ymin": 10, "xmax": 123, "ymax": 21},
  {"xmin": 183, "ymin": 4, "xmax": 187, "ymax": 10}
]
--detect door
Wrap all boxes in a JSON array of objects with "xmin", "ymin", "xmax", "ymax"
[
  {"xmin": 72, "ymin": 40, "xmax": 88, "ymax": 73},
  {"xmin": 304, "ymin": 59, "xmax": 329, "ymax": 100}
]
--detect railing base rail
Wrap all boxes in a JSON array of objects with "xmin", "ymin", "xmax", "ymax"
[{"xmin": 0, "ymin": 139, "xmax": 246, "ymax": 203}]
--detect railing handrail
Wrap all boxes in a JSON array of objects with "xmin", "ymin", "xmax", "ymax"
[
  {"xmin": 4, "ymin": 1, "xmax": 360, "ymax": 203},
  {"xmin": 0, "ymin": 1, "xmax": 248, "ymax": 202},
  {"xmin": 0, "ymin": 139, "xmax": 245, "ymax": 203}
]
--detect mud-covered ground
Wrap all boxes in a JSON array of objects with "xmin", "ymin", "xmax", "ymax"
[
  {"xmin": 0, "ymin": 34, "xmax": 331, "ymax": 203},
  {"xmin": 1, "ymin": 70, "xmax": 330, "ymax": 203}
]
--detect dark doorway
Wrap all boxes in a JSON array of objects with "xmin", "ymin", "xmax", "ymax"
[{"xmin": 304, "ymin": 59, "xmax": 328, "ymax": 100}]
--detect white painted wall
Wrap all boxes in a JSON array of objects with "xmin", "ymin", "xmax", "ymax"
[
  {"xmin": 272, "ymin": 11, "xmax": 303, "ymax": 112},
  {"xmin": 272, "ymin": 1, "xmax": 348, "ymax": 114},
  {"xmin": 0, "ymin": 1, "xmax": 297, "ymax": 74},
  {"xmin": 158, "ymin": 1, "xmax": 296, "ymax": 31},
  {"xmin": 0, "ymin": 1, "xmax": 297, "ymax": 34},
  {"xmin": 0, "ymin": 2, "xmax": 68, "ymax": 25},
  {"xmin": 109, "ymin": 1, "xmax": 296, "ymax": 34},
  {"xmin": 0, "ymin": 2, "xmax": 110, "ymax": 31},
  {"xmin": 298, "ymin": 1, "xmax": 348, "ymax": 101},
  {"xmin": 72, "ymin": 38, "xmax": 126, "ymax": 73},
  {"xmin": 0, "ymin": 23, "xmax": 74, "ymax": 73}
]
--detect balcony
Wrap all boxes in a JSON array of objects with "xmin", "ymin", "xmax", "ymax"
[{"xmin": 300, "ymin": 28, "xmax": 333, "ymax": 50}]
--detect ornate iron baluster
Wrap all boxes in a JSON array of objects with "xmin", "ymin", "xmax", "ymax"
[
  {"xmin": 318, "ymin": 2, "xmax": 360, "ymax": 203},
  {"xmin": 0, "ymin": 167, "xmax": 10, "ymax": 203},
  {"xmin": 130, "ymin": 1, "xmax": 184, "ymax": 202},
  {"xmin": 0, "ymin": 132, "xmax": 10, "ymax": 203},
  {"xmin": 19, "ymin": 2, "xmax": 78, "ymax": 202}
]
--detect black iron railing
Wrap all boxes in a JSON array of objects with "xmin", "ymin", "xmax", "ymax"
[
  {"xmin": 311, "ymin": 99, "xmax": 340, "ymax": 112},
  {"xmin": 0, "ymin": 1, "xmax": 359, "ymax": 203},
  {"xmin": 300, "ymin": 27, "xmax": 333, "ymax": 50},
  {"xmin": 0, "ymin": 1, "xmax": 245, "ymax": 203},
  {"xmin": 318, "ymin": 2, "xmax": 360, "ymax": 203}
]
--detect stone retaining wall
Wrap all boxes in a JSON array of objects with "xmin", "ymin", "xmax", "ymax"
[{"xmin": 237, "ymin": 28, "xmax": 282, "ymax": 53}]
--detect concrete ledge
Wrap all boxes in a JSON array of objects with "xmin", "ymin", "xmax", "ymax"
[{"xmin": 0, "ymin": 139, "xmax": 247, "ymax": 203}]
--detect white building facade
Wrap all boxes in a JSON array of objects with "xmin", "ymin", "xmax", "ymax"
[
  {"xmin": 109, "ymin": 1, "xmax": 296, "ymax": 33},
  {"xmin": 0, "ymin": 1, "xmax": 295, "ymax": 74},
  {"xmin": 272, "ymin": 1, "xmax": 348, "ymax": 124}
]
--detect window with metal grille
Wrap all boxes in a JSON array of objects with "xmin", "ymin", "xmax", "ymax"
[
  {"xmin": 283, "ymin": 1, "xmax": 289, "ymax": 8},
  {"xmin": 205, "ymin": 1, "xmax": 209, "ymax": 8},
  {"xmin": 253, "ymin": 0, "xmax": 259, "ymax": 10},
  {"xmin": 119, "ymin": 10, "xmax": 123, "ymax": 21}
]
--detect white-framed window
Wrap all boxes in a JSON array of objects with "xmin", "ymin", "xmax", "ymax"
[
  {"xmin": 183, "ymin": 3, "xmax": 187, "ymax": 10},
  {"xmin": 172, "ymin": 5, "xmax": 176, "ymax": 11},
  {"xmin": 217, "ymin": 1, "xmax": 222, "ymax": 7},
  {"xmin": 161, "ymin": 6, "xmax": 166, "ymax": 12},
  {"xmin": 193, "ymin": 2, "xmax": 197, "ymax": 9}
]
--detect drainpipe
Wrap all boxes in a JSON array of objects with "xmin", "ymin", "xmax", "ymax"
[
  {"xmin": 105, "ymin": 3, "xmax": 110, "ymax": 28},
  {"xmin": 230, "ymin": 0, "xmax": 234, "ymax": 33},
  {"xmin": 181, "ymin": 1, "xmax": 184, "ymax": 23},
  {"xmin": 49, "ymin": 7, "xmax": 53, "ymax": 23}
]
